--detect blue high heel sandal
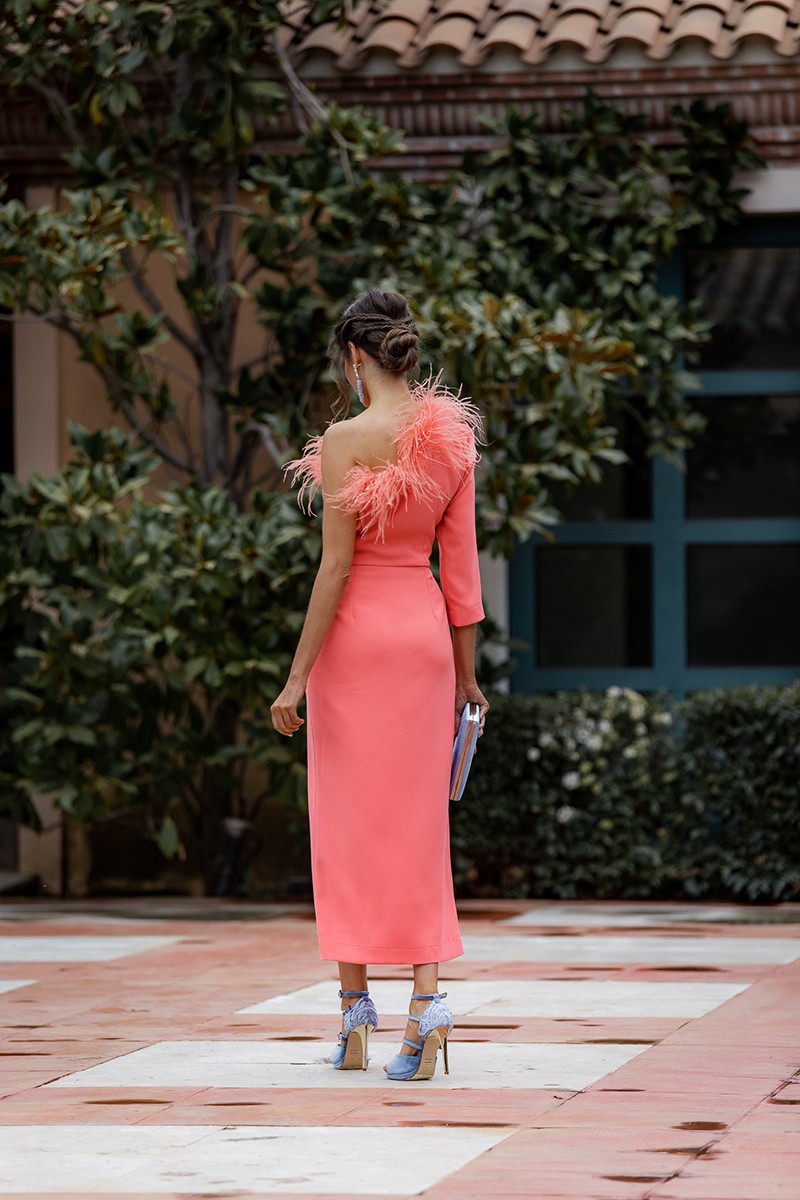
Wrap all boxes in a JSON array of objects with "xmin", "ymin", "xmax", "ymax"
[
  {"xmin": 384, "ymin": 992, "xmax": 453, "ymax": 1081},
  {"xmin": 331, "ymin": 989, "xmax": 379, "ymax": 1071}
]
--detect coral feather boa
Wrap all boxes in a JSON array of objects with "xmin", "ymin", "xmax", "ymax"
[{"xmin": 282, "ymin": 374, "xmax": 484, "ymax": 542}]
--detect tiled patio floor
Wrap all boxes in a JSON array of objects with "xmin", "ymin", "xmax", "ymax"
[{"xmin": 0, "ymin": 898, "xmax": 798, "ymax": 1198}]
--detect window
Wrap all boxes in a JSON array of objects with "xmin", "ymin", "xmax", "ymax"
[{"xmin": 510, "ymin": 219, "xmax": 800, "ymax": 695}]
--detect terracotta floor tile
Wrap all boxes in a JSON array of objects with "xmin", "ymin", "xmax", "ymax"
[{"xmin": 0, "ymin": 898, "xmax": 797, "ymax": 1198}]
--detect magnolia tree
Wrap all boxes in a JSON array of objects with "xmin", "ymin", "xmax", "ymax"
[{"xmin": 0, "ymin": 1, "xmax": 763, "ymax": 889}]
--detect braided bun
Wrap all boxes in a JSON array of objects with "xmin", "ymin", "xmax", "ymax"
[
  {"xmin": 378, "ymin": 325, "xmax": 419, "ymax": 373},
  {"xmin": 330, "ymin": 289, "xmax": 420, "ymax": 384}
]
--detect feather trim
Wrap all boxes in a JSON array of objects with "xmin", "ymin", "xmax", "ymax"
[
  {"xmin": 282, "ymin": 373, "xmax": 484, "ymax": 542},
  {"xmin": 282, "ymin": 431, "xmax": 324, "ymax": 518}
]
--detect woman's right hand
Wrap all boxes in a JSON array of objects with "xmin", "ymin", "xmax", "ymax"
[
  {"xmin": 455, "ymin": 682, "xmax": 490, "ymax": 738},
  {"xmin": 270, "ymin": 676, "xmax": 307, "ymax": 737}
]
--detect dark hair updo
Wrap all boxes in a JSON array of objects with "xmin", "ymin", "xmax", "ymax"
[{"xmin": 330, "ymin": 289, "xmax": 420, "ymax": 378}]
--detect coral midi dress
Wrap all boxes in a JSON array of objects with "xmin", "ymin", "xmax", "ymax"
[{"xmin": 283, "ymin": 378, "xmax": 485, "ymax": 964}]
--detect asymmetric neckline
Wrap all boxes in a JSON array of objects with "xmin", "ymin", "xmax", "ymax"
[
  {"xmin": 350, "ymin": 393, "xmax": 424, "ymax": 476},
  {"xmin": 283, "ymin": 375, "xmax": 483, "ymax": 541}
]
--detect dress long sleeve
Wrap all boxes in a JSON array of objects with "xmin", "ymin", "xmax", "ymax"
[{"xmin": 435, "ymin": 463, "xmax": 485, "ymax": 627}]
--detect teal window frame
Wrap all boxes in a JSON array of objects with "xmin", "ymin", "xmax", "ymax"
[{"xmin": 509, "ymin": 217, "xmax": 800, "ymax": 696}]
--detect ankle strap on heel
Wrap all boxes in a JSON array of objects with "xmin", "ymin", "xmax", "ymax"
[
  {"xmin": 411, "ymin": 992, "xmax": 447, "ymax": 1001},
  {"xmin": 339, "ymin": 989, "xmax": 369, "ymax": 999}
]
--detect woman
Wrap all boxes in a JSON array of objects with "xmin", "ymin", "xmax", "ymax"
[{"xmin": 271, "ymin": 289, "xmax": 489, "ymax": 1081}]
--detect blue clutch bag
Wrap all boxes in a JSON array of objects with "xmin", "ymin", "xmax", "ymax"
[{"xmin": 449, "ymin": 701, "xmax": 481, "ymax": 803}]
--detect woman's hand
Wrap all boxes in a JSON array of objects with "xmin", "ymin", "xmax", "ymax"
[
  {"xmin": 270, "ymin": 677, "xmax": 306, "ymax": 737},
  {"xmin": 455, "ymin": 682, "xmax": 490, "ymax": 738}
]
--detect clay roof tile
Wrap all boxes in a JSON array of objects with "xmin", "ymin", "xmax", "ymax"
[
  {"xmin": 359, "ymin": 16, "xmax": 420, "ymax": 54},
  {"xmin": 604, "ymin": 7, "xmax": 664, "ymax": 42},
  {"xmin": 541, "ymin": 10, "xmax": 602, "ymax": 47},
  {"xmin": 285, "ymin": 0, "xmax": 800, "ymax": 66},
  {"xmin": 437, "ymin": 0, "xmax": 495, "ymax": 19},
  {"xmin": 482, "ymin": 11, "xmax": 540, "ymax": 47},
  {"xmin": 296, "ymin": 22, "xmax": 353, "ymax": 55},
  {"xmin": 552, "ymin": 0, "xmax": 612, "ymax": 16},
  {"xmin": 677, "ymin": 0, "xmax": 733, "ymax": 15},
  {"xmin": 665, "ymin": 5, "xmax": 725, "ymax": 43},
  {"xmin": 378, "ymin": 0, "xmax": 433, "ymax": 21},
  {"xmin": 495, "ymin": 0, "xmax": 551, "ymax": 12},
  {"xmin": 731, "ymin": 1, "xmax": 790, "ymax": 39},
  {"xmin": 416, "ymin": 13, "xmax": 479, "ymax": 53},
  {"xmin": 743, "ymin": 0, "xmax": 793, "ymax": 9}
]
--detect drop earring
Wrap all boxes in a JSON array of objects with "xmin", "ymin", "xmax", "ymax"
[{"xmin": 353, "ymin": 360, "xmax": 365, "ymax": 406}]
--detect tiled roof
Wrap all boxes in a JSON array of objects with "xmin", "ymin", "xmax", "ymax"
[{"xmin": 282, "ymin": 0, "xmax": 800, "ymax": 67}]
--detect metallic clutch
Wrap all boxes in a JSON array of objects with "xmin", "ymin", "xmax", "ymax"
[{"xmin": 449, "ymin": 701, "xmax": 481, "ymax": 803}]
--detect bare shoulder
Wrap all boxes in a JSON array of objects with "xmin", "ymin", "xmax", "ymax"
[
  {"xmin": 320, "ymin": 418, "xmax": 362, "ymax": 476},
  {"xmin": 322, "ymin": 416, "xmax": 368, "ymax": 455},
  {"xmin": 322, "ymin": 417, "xmax": 360, "ymax": 443}
]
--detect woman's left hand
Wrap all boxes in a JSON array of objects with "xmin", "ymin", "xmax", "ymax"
[
  {"xmin": 455, "ymin": 683, "xmax": 490, "ymax": 738},
  {"xmin": 270, "ymin": 678, "xmax": 306, "ymax": 737}
]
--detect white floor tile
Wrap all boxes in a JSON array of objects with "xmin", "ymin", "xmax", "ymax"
[
  {"xmin": 241, "ymin": 978, "xmax": 747, "ymax": 1018},
  {"xmin": 460, "ymin": 934, "xmax": 800, "ymax": 965},
  {"xmin": 504, "ymin": 904, "xmax": 759, "ymax": 927},
  {"xmin": 0, "ymin": 979, "xmax": 36, "ymax": 995},
  {"xmin": 0, "ymin": 936, "xmax": 178, "ymax": 963},
  {"xmin": 47, "ymin": 1038, "xmax": 648, "ymax": 1091},
  {"xmin": 0, "ymin": 1124, "xmax": 509, "ymax": 1194}
]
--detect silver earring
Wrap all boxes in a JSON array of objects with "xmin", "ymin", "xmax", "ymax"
[{"xmin": 353, "ymin": 361, "xmax": 365, "ymax": 405}]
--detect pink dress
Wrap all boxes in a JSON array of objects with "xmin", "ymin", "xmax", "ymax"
[{"xmin": 283, "ymin": 378, "xmax": 485, "ymax": 964}]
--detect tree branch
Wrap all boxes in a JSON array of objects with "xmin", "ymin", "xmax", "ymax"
[
  {"xmin": 268, "ymin": 33, "xmax": 354, "ymax": 187},
  {"xmin": 25, "ymin": 76, "xmax": 82, "ymax": 147},
  {"xmin": 121, "ymin": 248, "xmax": 203, "ymax": 358},
  {"xmin": 116, "ymin": 397, "xmax": 196, "ymax": 476}
]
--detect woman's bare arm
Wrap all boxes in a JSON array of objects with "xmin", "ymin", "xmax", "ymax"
[
  {"xmin": 270, "ymin": 425, "xmax": 357, "ymax": 736},
  {"xmin": 451, "ymin": 624, "xmax": 490, "ymax": 737}
]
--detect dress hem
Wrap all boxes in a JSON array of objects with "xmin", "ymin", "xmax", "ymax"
[{"xmin": 318, "ymin": 936, "xmax": 464, "ymax": 965}]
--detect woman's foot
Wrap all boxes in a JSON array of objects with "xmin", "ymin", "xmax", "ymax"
[
  {"xmin": 384, "ymin": 992, "xmax": 453, "ymax": 1081},
  {"xmin": 331, "ymin": 989, "xmax": 378, "ymax": 1071}
]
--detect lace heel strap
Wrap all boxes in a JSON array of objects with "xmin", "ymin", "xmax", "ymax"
[
  {"xmin": 419, "ymin": 996, "xmax": 454, "ymax": 1039},
  {"xmin": 342, "ymin": 993, "xmax": 379, "ymax": 1034}
]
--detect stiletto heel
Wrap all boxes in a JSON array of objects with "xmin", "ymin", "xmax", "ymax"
[
  {"xmin": 331, "ymin": 989, "xmax": 379, "ymax": 1071},
  {"xmin": 385, "ymin": 992, "xmax": 454, "ymax": 1082}
]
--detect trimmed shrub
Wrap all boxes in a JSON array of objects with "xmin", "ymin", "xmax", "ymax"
[
  {"xmin": 678, "ymin": 684, "xmax": 800, "ymax": 901},
  {"xmin": 453, "ymin": 684, "xmax": 800, "ymax": 902}
]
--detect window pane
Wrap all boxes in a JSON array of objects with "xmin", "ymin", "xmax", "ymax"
[
  {"xmin": 537, "ymin": 546, "xmax": 652, "ymax": 667},
  {"xmin": 685, "ymin": 246, "xmax": 800, "ymax": 370},
  {"xmin": 687, "ymin": 545, "xmax": 800, "ymax": 666},
  {"xmin": 687, "ymin": 395, "xmax": 800, "ymax": 519},
  {"xmin": 558, "ymin": 413, "xmax": 652, "ymax": 521}
]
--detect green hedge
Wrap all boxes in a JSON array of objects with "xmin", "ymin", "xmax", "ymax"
[{"xmin": 452, "ymin": 684, "xmax": 800, "ymax": 903}]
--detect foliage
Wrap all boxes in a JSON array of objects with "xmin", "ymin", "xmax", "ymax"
[
  {"xmin": 678, "ymin": 685, "xmax": 800, "ymax": 901},
  {"xmin": 0, "ymin": 425, "xmax": 316, "ymax": 889},
  {"xmin": 0, "ymin": 0, "xmax": 358, "ymax": 501},
  {"xmin": 452, "ymin": 685, "xmax": 800, "ymax": 903},
  {"xmin": 0, "ymin": 3, "xmax": 764, "ymax": 546},
  {"xmin": 452, "ymin": 687, "xmax": 679, "ymax": 899},
  {"xmin": 462, "ymin": 95, "xmax": 764, "ymax": 495},
  {"xmin": 257, "ymin": 96, "xmax": 764, "ymax": 553},
  {"xmin": 0, "ymin": 4, "xmax": 768, "ymax": 871}
]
